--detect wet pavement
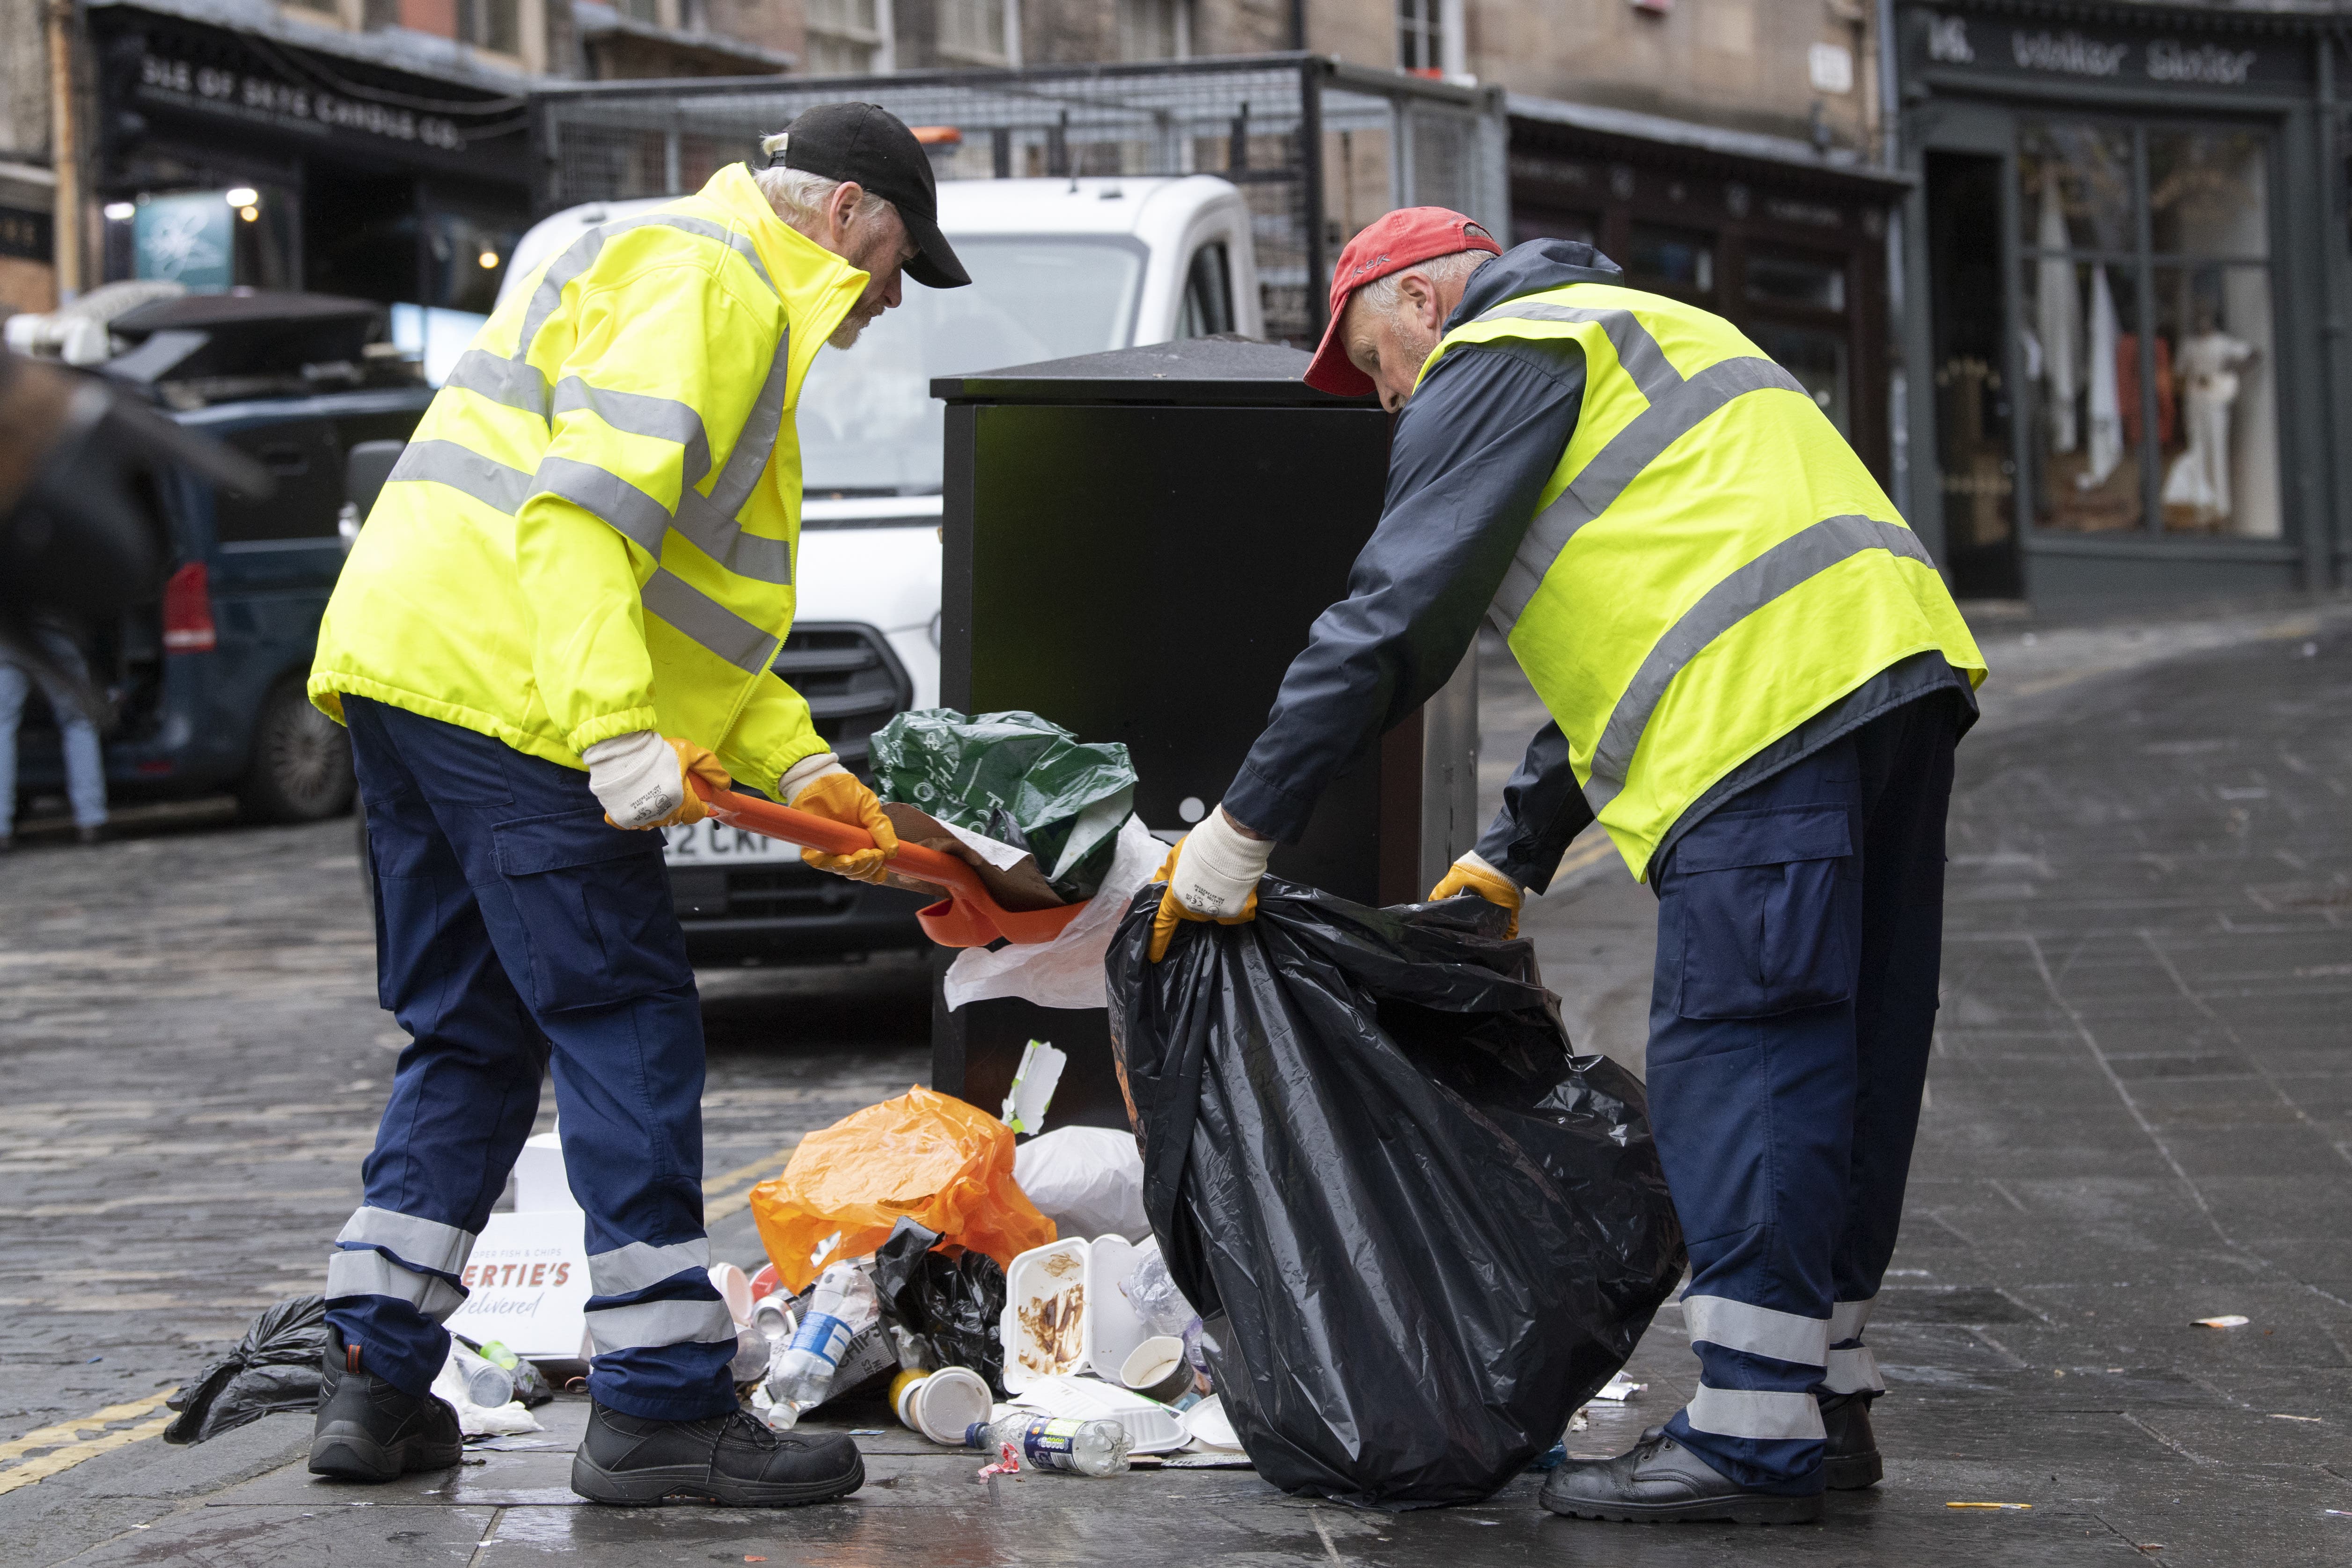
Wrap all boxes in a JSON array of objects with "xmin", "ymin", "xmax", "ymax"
[{"xmin": 4, "ymin": 598, "xmax": 2351, "ymax": 1564}]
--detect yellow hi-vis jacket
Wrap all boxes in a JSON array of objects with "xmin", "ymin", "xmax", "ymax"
[
  {"xmin": 308, "ymin": 163, "xmax": 864, "ymax": 797},
  {"xmin": 1431, "ymin": 282, "xmax": 1987, "ymax": 876}
]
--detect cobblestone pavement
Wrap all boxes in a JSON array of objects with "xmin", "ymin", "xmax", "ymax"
[{"xmin": 3, "ymin": 600, "xmax": 2350, "ymax": 1565}]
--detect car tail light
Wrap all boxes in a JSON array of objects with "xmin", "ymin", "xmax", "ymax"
[{"xmin": 162, "ymin": 562, "xmax": 217, "ymax": 652}]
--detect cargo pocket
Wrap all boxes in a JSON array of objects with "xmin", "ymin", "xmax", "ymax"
[
  {"xmin": 1667, "ymin": 804, "xmax": 1857, "ymax": 1020},
  {"xmin": 493, "ymin": 808, "xmax": 691, "ymax": 1013}
]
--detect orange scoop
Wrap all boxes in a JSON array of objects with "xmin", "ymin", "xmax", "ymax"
[{"xmin": 688, "ymin": 776, "xmax": 1087, "ymax": 949}]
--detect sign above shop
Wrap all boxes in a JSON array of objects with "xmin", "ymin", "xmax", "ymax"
[
  {"xmin": 1913, "ymin": 7, "xmax": 2303, "ymax": 92},
  {"xmin": 95, "ymin": 12, "xmax": 528, "ymax": 181}
]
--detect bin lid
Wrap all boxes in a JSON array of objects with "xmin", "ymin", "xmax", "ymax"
[{"xmin": 931, "ymin": 337, "xmax": 1377, "ymax": 408}]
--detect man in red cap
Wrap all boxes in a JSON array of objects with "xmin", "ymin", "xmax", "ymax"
[{"xmin": 1151, "ymin": 208, "xmax": 1986, "ymax": 1523}]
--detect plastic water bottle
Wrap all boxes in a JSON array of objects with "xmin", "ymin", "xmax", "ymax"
[
  {"xmin": 446, "ymin": 1341, "xmax": 513, "ymax": 1408},
  {"xmin": 761, "ymin": 1263, "xmax": 879, "ymax": 1426},
  {"xmin": 966, "ymin": 1412, "xmax": 1133, "ymax": 1477}
]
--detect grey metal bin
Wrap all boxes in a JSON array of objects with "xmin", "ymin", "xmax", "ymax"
[{"xmin": 926, "ymin": 336, "xmax": 1478, "ymax": 1130}]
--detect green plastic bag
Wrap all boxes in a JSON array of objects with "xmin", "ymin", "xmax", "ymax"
[{"xmin": 870, "ymin": 709, "xmax": 1136, "ymax": 903}]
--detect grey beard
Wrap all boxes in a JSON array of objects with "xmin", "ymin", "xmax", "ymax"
[{"xmin": 828, "ymin": 314, "xmax": 870, "ymax": 350}]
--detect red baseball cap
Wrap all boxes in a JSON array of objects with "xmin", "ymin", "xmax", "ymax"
[{"xmin": 1304, "ymin": 207, "xmax": 1503, "ymax": 396}]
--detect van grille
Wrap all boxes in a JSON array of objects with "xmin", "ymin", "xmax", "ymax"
[{"xmin": 775, "ymin": 623, "xmax": 914, "ymax": 777}]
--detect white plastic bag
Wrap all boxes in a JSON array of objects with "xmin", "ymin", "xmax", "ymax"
[
  {"xmin": 943, "ymin": 815, "xmax": 1165, "ymax": 1011},
  {"xmin": 1012, "ymin": 1125, "xmax": 1149, "ymax": 1243}
]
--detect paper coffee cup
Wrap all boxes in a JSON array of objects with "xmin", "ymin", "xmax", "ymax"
[
  {"xmin": 890, "ymin": 1368, "xmax": 932, "ymax": 1430},
  {"xmin": 1120, "ymin": 1336, "xmax": 1194, "ymax": 1403},
  {"xmin": 913, "ymin": 1365, "xmax": 993, "ymax": 1445}
]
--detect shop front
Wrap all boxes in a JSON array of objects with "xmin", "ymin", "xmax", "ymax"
[
  {"xmin": 1507, "ymin": 96, "xmax": 1909, "ymax": 487},
  {"xmin": 1895, "ymin": 1, "xmax": 2346, "ymax": 602},
  {"xmin": 84, "ymin": 1, "xmax": 533, "ymax": 345}
]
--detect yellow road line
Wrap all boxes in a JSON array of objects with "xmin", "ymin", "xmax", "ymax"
[
  {"xmin": 0, "ymin": 1415, "xmax": 174, "ymax": 1494},
  {"xmin": 703, "ymin": 1142, "xmax": 799, "ymax": 1225},
  {"xmin": 1551, "ymin": 834, "xmax": 1622, "ymax": 883},
  {"xmin": 0, "ymin": 1390, "xmax": 177, "ymax": 1463},
  {"xmin": 0, "ymin": 1389, "xmax": 180, "ymax": 1496}
]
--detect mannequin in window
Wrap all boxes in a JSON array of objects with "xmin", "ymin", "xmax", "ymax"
[{"xmin": 2162, "ymin": 306, "xmax": 2256, "ymax": 528}]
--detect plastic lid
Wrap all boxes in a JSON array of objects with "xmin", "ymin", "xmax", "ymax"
[{"xmin": 918, "ymin": 1366, "xmax": 996, "ymax": 1446}]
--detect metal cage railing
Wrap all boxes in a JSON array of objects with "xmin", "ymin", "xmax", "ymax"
[{"xmin": 529, "ymin": 53, "xmax": 1508, "ymax": 346}]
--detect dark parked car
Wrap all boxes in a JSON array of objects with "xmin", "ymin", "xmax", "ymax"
[{"xmin": 8, "ymin": 291, "xmax": 429, "ymax": 824}]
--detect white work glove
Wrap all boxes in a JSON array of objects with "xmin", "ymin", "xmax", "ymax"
[
  {"xmin": 583, "ymin": 729, "xmax": 686, "ymax": 829},
  {"xmin": 1167, "ymin": 806, "xmax": 1274, "ymax": 918}
]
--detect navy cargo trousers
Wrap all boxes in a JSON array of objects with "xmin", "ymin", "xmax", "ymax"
[
  {"xmin": 324, "ymin": 697, "xmax": 736, "ymax": 1421},
  {"xmin": 1645, "ymin": 692, "xmax": 1960, "ymax": 1494}
]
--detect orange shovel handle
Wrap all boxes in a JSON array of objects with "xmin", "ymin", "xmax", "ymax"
[{"xmin": 685, "ymin": 777, "xmax": 1090, "ymax": 949}]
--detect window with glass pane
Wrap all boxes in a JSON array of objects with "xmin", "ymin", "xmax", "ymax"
[
  {"xmin": 1120, "ymin": 0, "xmax": 1180, "ymax": 60},
  {"xmin": 941, "ymin": 0, "xmax": 1008, "ymax": 60},
  {"xmin": 1398, "ymin": 0, "xmax": 1443, "ymax": 71},
  {"xmin": 1751, "ymin": 323, "xmax": 1849, "ymax": 436},
  {"xmin": 1627, "ymin": 224, "xmax": 1713, "ymax": 297},
  {"xmin": 2016, "ymin": 117, "xmax": 2278, "ymax": 540},
  {"xmin": 1747, "ymin": 250, "xmax": 1845, "ymax": 312},
  {"xmin": 809, "ymin": 0, "xmax": 883, "ymax": 73}
]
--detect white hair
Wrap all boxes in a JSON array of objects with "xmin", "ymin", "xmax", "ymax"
[
  {"xmin": 1353, "ymin": 249, "xmax": 1491, "ymax": 318},
  {"xmin": 752, "ymin": 159, "xmax": 891, "ymax": 233}
]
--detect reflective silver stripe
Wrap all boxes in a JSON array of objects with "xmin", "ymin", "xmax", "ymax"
[
  {"xmin": 588, "ymin": 1238, "xmax": 713, "ymax": 1297},
  {"xmin": 641, "ymin": 567, "xmax": 780, "ymax": 674},
  {"xmin": 673, "ymin": 490, "xmax": 793, "ymax": 585},
  {"xmin": 1488, "ymin": 355, "xmax": 1808, "ymax": 630},
  {"xmin": 552, "ymin": 376, "xmax": 711, "ymax": 482},
  {"xmin": 705, "ymin": 330, "xmax": 791, "ymax": 520},
  {"xmin": 1684, "ymin": 1386, "xmax": 1824, "ymax": 1442},
  {"xmin": 585, "ymin": 1295, "xmax": 737, "ymax": 1354},
  {"xmin": 336, "ymin": 1206, "xmax": 476, "ymax": 1275},
  {"xmin": 445, "ymin": 349, "xmax": 550, "ymax": 418},
  {"xmin": 388, "ymin": 440, "xmax": 535, "ymax": 515},
  {"xmin": 1583, "ymin": 515, "xmax": 1937, "ymax": 813},
  {"xmin": 535, "ymin": 454, "xmax": 672, "ymax": 558},
  {"xmin": 516, "ymin": 212, "xmax": 778, "ymax": 363},
  {"xmin": 1475, "ymin": 300, "xmax": 1684, "ymax": 402},
  {"xmin": 1683, "ymin": 1295, "xmax": 1829, "ymax": 1368},
  {"xmin": 1822, "ymin": 1346, "xmax": 1886, "ymax": 1395},
  {"xmin": 1829, "ymin": 1296, "xmax": 1877, "ymax": 1343},
  {"xmin": 325, "ymin": 1248, "xmax": 467, "ymax": 1321}
]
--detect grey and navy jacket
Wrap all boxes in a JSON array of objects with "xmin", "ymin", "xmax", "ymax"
[{"xmin": 1221, "ymin": 239, "xmax": 1974, "ymax": 890}]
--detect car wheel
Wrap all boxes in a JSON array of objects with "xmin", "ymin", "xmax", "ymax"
[{"xmin": 239, "ymin": 679, "xmax": 357, "ymax": 823}]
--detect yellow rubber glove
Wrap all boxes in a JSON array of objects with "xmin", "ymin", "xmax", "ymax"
[
  {"xmin": 1428, "ymin": 851, "xmax": 1522, "ymax": 938},
  {"xmin": 1147, "ymin": 837, "xmax": 1262, "ymax": 963},
  {"xmin": 788, "ymin": 765, "xmax": 899, "ymax": 883}
]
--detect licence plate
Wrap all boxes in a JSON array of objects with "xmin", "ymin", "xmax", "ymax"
[{"xmin": 662, "ymin": 820, "xmax": 794, "ymax": 865}]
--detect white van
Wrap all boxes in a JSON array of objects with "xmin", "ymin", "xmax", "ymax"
[{"xmin": 495, "ymin": 174, "xmax": 1260, "ymax": 961}]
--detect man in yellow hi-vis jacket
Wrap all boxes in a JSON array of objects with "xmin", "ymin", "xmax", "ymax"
[{"xmin": 302, "ymin": 105, "xmax": 962, "ymax": 1508}]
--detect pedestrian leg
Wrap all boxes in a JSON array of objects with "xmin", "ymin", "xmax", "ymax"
[
  {"xmin": 0, "ymin": 660, "xmax": 25, "ymax": 841},
  {"xmin": 1821, "ymin": 696, "xmax": 1961, "ymax": 1443},
  {"xmin": 1641, "ymin": 739, "xmax": 1870, "ymax": 1497},
  {"xmin": 324, "ymin": 698, "xmax": 549, "ymax": 1397}
]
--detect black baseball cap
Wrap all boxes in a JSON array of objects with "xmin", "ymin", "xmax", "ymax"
[{"xmin": 762, "ymin": 103, "xmax": 969, "ymax": 289}]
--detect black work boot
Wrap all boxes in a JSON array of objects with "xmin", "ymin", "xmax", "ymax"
[
  {"xmin": 1818, "ymin": 1391, "xmax": 1883, "ymax": 1489},
  {"xmin": 1541, "ymin": 1426, "xmax": 1825, "ymax": 1524},
  {"xmin": 309, "ymin": 1334, "xmax": 463, "ymax": 1482},
  {"xmin": 571, "ymin": 1402, "xmax": 864, "ymax": 1507}
]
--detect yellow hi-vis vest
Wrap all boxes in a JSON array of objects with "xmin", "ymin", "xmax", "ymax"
[
  {"xmin": 1430, "ymin": 282, "xmax": 1986, "ymax": 878},
  {"xmin": 308, "ymin": 163, "xmax": 866, "ymax": 797}
]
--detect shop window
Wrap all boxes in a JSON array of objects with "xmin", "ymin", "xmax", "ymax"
[
  {"xmin": 1926, "ymin": 151, "xmax": 2018, "ymax": 599},
  {"xmin": 1752, "ymin": 323, "xmax": 1849, "ymax": 437},
  {"xmin": 807, "ymin": 0, "xmax": 885, "ymax": 73},
  {"xmin": 2017, "ymin": 117, "xmax": 2279, "ymax": 540},
  {"xmin": 1627, "ymin": 223, "xmax": 1713, "ymax": 298},
  {"xmin": 1512, "ymin": 207, "xmax": 1597, "ymax": 247},
  {"xmin": 1746, "ymin": 249, "xmax": 1846, "ymax": 313},
  {"xmin": 426, "ymin": 209, "xmax": 520, "ymax": 316}
]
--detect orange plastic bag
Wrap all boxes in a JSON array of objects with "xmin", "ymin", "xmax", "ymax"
[{"xmin": 750, "ymin": 1086, "xmax": 1056, "ymax": 1292}]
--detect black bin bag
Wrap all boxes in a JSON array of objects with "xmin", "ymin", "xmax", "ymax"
[{"xmin": 1106, "ymin": 881, "xmax": 1686, "ymax": 1508}]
